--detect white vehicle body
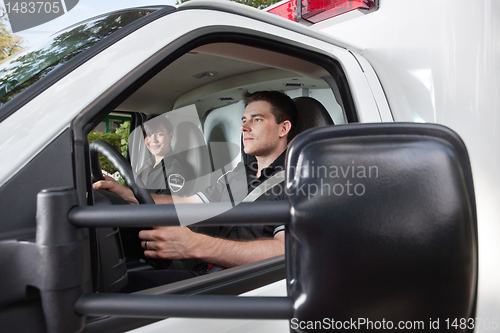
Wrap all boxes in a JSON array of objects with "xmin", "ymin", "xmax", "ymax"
[
  {"xmin": 134, "ymin": 1, "xmax": 500, "ymax": 331},
  {"xmin": 312, "ymin": 2, "xmax": 500, "ymax": 330},
  {"xmin": 0, "ymin": 1, "xmax": 497, "ymax": 332}
]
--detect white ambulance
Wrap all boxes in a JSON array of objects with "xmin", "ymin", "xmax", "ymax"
[{"xmin": 0, "ymin": 0, "xmax": 497, "ymax": 332}]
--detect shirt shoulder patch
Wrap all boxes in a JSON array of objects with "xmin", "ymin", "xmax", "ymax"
[{"xmin": 168, "ymin": 173, "xmax": 185, "ymax": 193}]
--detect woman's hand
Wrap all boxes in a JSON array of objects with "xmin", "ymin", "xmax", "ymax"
[{"xmin": 92, "ymin": 174, "xmax": 139, "ymax": 205}]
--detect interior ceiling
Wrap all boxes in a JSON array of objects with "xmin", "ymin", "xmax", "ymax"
[{"xmin": 117, "ymin": 43, "xmax": 330, "ymax": 115}]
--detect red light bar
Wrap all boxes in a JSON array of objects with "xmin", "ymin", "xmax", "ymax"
[
  {"xmin": 268, "ymin": 0, "xmax": 299, "ymax": 22},
  {"xmin": 268, "ymin": 0, "xmax": 376, "ymax": 24},
  {"xmin": 304, "ymin": 0, "xmax": 375, "ymax": 23}
]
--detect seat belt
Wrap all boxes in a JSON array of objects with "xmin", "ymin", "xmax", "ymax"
[
  {"xmin": 205, "ymin": 170, "xmax": 286, "ymax": 273},
  {"xmin": 218, "ymin": 170, "xmax": 286, "ymax": 238}
]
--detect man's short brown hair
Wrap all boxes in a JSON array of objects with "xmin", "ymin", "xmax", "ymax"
[{"xmin": 243, "ymin": 90, "xmax": 297, "ymax": 137}]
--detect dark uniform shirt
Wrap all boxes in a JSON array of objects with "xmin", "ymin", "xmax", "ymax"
[
  {"xmin": 197, "ymin": 151, "xmax": 286, "ymax": 240},
  {"xmin": 140, "ymin": 150, "xmax": 194, "ymax": 197}
]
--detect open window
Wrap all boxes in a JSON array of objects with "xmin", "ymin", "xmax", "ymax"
[{"xmin": 81, "ymin": 35, "xmax": 355, "ymax": 305}]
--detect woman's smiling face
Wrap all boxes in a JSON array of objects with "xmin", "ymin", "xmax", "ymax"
[{"xmin": 145, "ymin": 123, "xmax": 173, "ymax": 159}]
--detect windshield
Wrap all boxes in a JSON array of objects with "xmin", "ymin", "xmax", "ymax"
[{"xmin": 0, "ymin": 9, "xmax": 156, "ymax": 107}]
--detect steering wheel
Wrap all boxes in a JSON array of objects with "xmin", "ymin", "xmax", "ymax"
[
  {"xmin": 90, "ymin": 140, "xmax": 155, "ymax": 205},
  {"xmin": 90, "ymin": 140, "xmax": 172, "ymax": 269}
]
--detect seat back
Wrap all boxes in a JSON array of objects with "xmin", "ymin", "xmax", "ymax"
[
  {"xmin": 290, "ymin": 96, "xmax": 334, "ymax": 141},
  {"xmin": 286, "ymin": 123, "xmax": 478, "ymax": 331},
  {"xmin": 173, "ymin": 121, "xmax": 212, "ymax": 194}
]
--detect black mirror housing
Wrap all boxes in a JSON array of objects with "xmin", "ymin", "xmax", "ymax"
[{"xmin": 286, "ymin": 123, "xmax": 477, "ymax": 331}]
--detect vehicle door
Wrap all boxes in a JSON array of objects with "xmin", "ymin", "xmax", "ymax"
[{"xmin": 0, "ymin": 3, "xmax": 391, "ymax": 333}]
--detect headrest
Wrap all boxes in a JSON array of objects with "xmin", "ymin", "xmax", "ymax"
[{"xmin": 290, "ymin": 96, "xmax": 334, "ymax": 141}]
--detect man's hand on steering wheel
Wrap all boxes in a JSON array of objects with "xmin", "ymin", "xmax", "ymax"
[{"xmin": 93, "ymin": 175, "xmax": 139, "ymax": 205}]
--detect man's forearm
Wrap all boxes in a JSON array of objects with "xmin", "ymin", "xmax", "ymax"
[
  {"xmin": 191, "ymin": 232, "xmax": 285, "ymax": 268},
  {"xmin": 151, "ymin": 193, "xmax": 203, "ymax": 204},
  {"xmin": 151, "ymin": 193, "xmax": 174, "ymax": 204}
]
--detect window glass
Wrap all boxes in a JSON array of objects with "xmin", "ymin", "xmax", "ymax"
[
  {"xmin": 88, "ymin": 41, "xmax": 351, "ymax": 293},
  {"xmin": 0, "ymin": 9, "xmax": 156, "ymax": 108}
]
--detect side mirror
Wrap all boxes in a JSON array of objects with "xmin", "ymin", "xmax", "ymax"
[{"xmin": 286, "ymin": 123, "xmax": 477, "ymax": 331}]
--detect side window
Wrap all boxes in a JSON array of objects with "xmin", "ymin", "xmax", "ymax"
[
  {"xmin": 0, "ymin": 9, "xmax": 157, "ymax": 109},
  {"xmin": 85, "ymin": 40, "xmax": 353, "ymax": 296}
]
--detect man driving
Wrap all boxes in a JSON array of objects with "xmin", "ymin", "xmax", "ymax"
[{"xmin": 93, "ymin": 90, "xmax": 297, "ymax": 286}]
